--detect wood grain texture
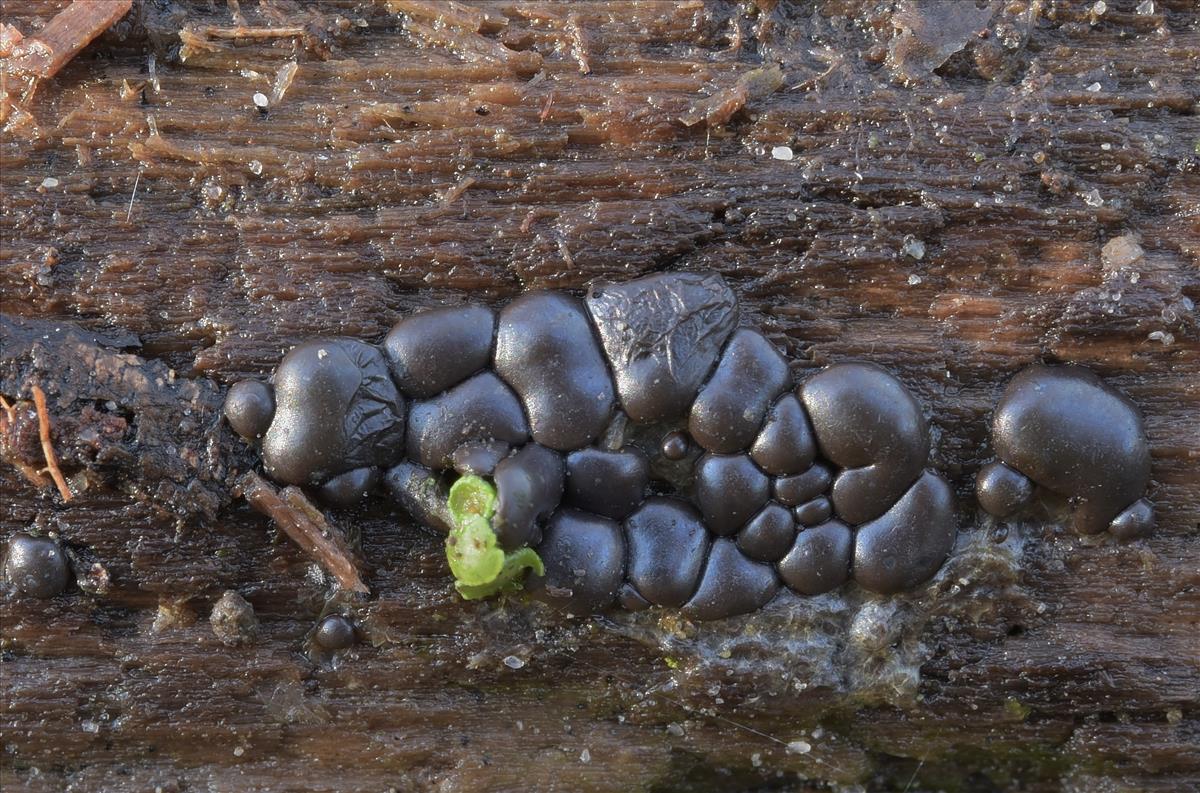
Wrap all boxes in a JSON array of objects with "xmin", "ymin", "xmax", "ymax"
[{"xmin": 1, "ymin": 1, "xmax": 1198, "ymax": 791}]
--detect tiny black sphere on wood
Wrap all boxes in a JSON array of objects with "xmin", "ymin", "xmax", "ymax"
[
  {"xmin": 4, "ymin": 534, "xmax": 70, "ymax": 598},
  {"xmin": 224, "ymin": 380, "xmax": 275, "ymax": 441},
  {"xmin": 314, "ymin": 614, "xmax": 356, "ymax": 650}
]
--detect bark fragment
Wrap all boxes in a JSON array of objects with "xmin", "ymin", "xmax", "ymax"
[
  {"xmin": 237, "ymin": 471, "xmax": 369, "ymax": 594},
  {"xmin": 1, "ymin": 0, "xmax": 132, "ymax": 122}
]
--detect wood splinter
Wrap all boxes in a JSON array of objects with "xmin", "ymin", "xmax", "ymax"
[
  {"xmin": 0, "ymin": 394, "xmax": 14, "ymax": 430},
  {"xmin": 1, "ymin": 0, "xmax": 133, "ymax": 122},
  {"xmin": 30, "ymin": 385, "xmax": 73, "ymax": 502},
  {"xmin": 0, "ymin": 394, "xmax": 51, "ymax": 490},
  {"xmin": 440, "ymin": 176, "xmax": 476, "ymax": 207},
  {"xmin": 238, "ymin": 471, "xmax": 369, "ymax": 594}
]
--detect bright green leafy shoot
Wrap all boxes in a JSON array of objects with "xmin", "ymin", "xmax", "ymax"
[{"xmin": 445, "ymin": 475, "xmax": 543, "ymax": 601}]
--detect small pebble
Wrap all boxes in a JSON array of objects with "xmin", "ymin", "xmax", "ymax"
[
  {"xmin": 252, "ymin": 92, "xmax": 269, "ymax": 108},
  {"xmin": 503, "ymin": 655, "xmax": 526, "ymax": 669},
  {"xmin": 771, "ymin": 145, "xmax": 794, "ymax": 161},
  {"xmin": 901, "ymin": 236, "xmax": 925, "ymax": 260},
  {"xmin": 1101, "ymin": 235, "xmax": 1144, "ymax": 269},
  {"xmin": 210, "ymin": 591, "xmax": 258, "ymax": 647}
]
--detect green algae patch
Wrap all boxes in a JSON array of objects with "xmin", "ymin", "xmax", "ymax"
[
  {"xmin": 446, "ymin": 475, "xmax": 543, "ymax": 600},
  {"xmin": 1004, "ymin": 697, "xmax": 1032, "ymax": 722}
]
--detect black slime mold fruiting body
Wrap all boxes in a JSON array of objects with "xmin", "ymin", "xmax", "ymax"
[
  {"xmin": 3, "ymin": 534, "xmax": 70, "ymax": 598},
  {"xmin": 977, "ymin": 365, "xmax": 1154, "ymax": 539},
  {"xmin": 227, "ymin": 273, "xmax": 1154, "ymax": 619}
]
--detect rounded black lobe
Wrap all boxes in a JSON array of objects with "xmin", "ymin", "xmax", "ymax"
[
  {"xmin": 565, "ymin": 447, "xmax": 649, "ymax": 520},
  {"xmin": 624, "ymin": 497, "xmax": 709, "ymax": 608},
  {"xmin": 314, "ymin": 615, "xmax": 356, "ymax": 650},
  {"xmin": 383, "ymin": 304, "xmax": 495, "ymax": 398},
  {"xmin": 853, "ymin": 471, "xmax": 957, "ymax": 595},
  {"xmin": 406, "ymin": 372, "xmax": 528, "ymax": 470},
  {"xmin": 262, "ymin": 338, "xmax": 406, "ymax": 486},
  {"xmin": 750, "ymin": 394, "xmax": 816, "ymax": 475},
  {"xmin": 318, "ymin": 466, "xmax": 379, "ymax": 506},
  {"xmin": 531, "ymin": 509, "xmax": 626, "ymax": 613},
  {"xmin": 682, "ymin": 539, "xmax": 778, "ymax": 621},
  {"xmin": 736, "ymin": 504, "xmax": 796, "ymax": 562},
  {"xmin": 793, "ymin": 496, "xmax": 833, "ymax": 527},
  {"xmin": 694, "ymin": 453, "xmax": 770, "ymax": 536},
  {"xmin": 989, "ymin": 364, "xmax": 1151, "ymax": 536},
  {"xmin": 586, "ymin": 273, "xmax": 738, "ymax": 423},
  {"xmin": 773, "ymin": 464, "xmax": 833, "ymax": 507},
  {"xmin": 799, "ymin": 362, "xmax": 929, "ymax": 525},
  {"xmin": 224, "ymin": 380, "xmax": 275, "ymax": 441},
  {"xmin": 492, "ymin": 444, "xmax": 564, "ymax": 550},
  {"xmin": 618, "ymin": 583, "xmax": 652, "ymax": 611},
  {"xmin": 777, "ymin": 520, "xmax": 852, "ymax": 596},
  {"xmin": 975, "ymin": 461, "xmax": 1033, "ymax": 518},
  {"xmin": 1108, "ymin": 499, "xmax": 1155, "ymax": 541},
  {"xmin": 383, "ymin": 461, "xmax": 453, "ymax": 534},
  {"xmin": 689, "ymin": 329, "xmax": 791, "ymax": 454},
  {"xmin": 450, "ymin": 440, "xmax": 511, "ymax": 477},
  {"xmin": 659, "ymin": 430, "xmax": 691, "ymax": 461},
  {"xmin": 493, "ymin": 292, "xmax": 614, "ymax": 450}
]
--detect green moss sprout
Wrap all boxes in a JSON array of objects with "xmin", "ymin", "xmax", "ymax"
[{"xmin": 445, "ymin": 475, "xmax": 543, "ymax": 600}]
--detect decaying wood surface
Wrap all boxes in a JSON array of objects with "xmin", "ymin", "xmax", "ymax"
[{"xmin": 1, "ymin": 1, "xmax": 1198, "ymax": 791}]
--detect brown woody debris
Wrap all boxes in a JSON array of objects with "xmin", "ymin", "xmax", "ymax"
[
  {"xmin": 402, "ymin": 17, "xmax": 541, "ymax": 76},
  {"xmin": 565, "ymin": 13, "xmax": 591, "ymax": 75},
  {"xmin": 30, "ymin": 384, "xmax": 73, "ymax": 502},
  {"xmin": 441, "ymin": 176, "xmax": 476, "ymax": 207},
  {"xmin": 2, "ymin": 0, "xmax": 131, "ymax": 78},
  {"xmin": 0, "ymin": 395, "xmax": 50, "ymax": 490},
  {"xmin": 386, "ymin": 1, "xmax": 508, "ymax": 34},
  {"xmin": 179, "ymin": 25, "xmax": 305, "ymax": 61},
  {"xmin": 1, "ymin": 0, "xmax": 132, "ymax": 123},
  {"xmin": 680, "ymin": 63, "xmax": 784, "ymax": 127},
  {"xmin": 238, "ymin": 471, "xmax": 369, "ymax": 594}
]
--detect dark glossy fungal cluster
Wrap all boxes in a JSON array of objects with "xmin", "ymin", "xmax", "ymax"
[
  {"xmin": 226, "ymin": 273, "xmax": 957, "ymax": 618},
  {"xmin": 977, "ymin": 365, "xmax": 1154, "ymax": 540},
  {"xmin": 228, "ymin": 273, "xmax": 1156, "ymax": 621}
]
